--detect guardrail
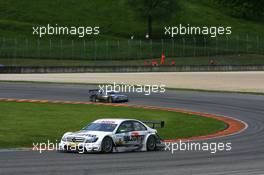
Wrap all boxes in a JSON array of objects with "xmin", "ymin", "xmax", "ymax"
[
  {"xmin": 1, "ymin": 65, "xmax": 264, "ymax": 73},
  {"xmin": 1, "ymin": 35, "xmax": 263, "ymax": 60}
]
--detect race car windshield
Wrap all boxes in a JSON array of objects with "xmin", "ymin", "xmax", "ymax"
[{"xmin": 83, "ymin": 123, "xmax": 117, "ymax": 132}]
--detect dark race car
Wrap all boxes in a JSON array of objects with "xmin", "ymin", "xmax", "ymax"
[{"xmin": 89, "ymin": 89, "xmax": 128, "ymax": 103}]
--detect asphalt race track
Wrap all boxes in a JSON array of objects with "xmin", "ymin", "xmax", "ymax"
[{"xmin": 0, "ymin": 82, "xmax": 264, "ymax": 175}]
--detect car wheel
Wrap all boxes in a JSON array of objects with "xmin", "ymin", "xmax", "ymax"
[
  {"xmin": 101, "ymin": 137, "xmax": 113, "ymax": 153},
  {"xmin": 77, "ymin": 147, "xmax": 86, "ymax": 154},
  {"xmin": 108, "ymin": 97, "xmax": 113, "ymax": 103},
  {"xmin": 146, "ymin": 135, "xmax": 156, "ymax": 151},
  {"xmin": 91, "ymin": 96, "xmax": 96, "ymax": 102}
]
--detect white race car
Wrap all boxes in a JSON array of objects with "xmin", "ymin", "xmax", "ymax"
[{"xmin": 59, "ymin": 118, "xmax": 164, "ymax": 153}]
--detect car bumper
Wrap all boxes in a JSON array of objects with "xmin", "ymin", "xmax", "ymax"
[{"xmin": 59, "ymin": 141, "xmax": 101, "ymax": 153}]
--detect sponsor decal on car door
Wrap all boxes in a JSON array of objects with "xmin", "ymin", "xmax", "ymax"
[{"xmin": 114, "ymin": 121, "xmax": 147, "ymax": 146}]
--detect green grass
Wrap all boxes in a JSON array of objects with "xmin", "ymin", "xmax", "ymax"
[
  {"xmin": 0, "ymin": 0, "xmax": 263, "ymax": 38},
  {"xmin": 0, "ymin": 101, "xmax": 226, "ymax": 148}
]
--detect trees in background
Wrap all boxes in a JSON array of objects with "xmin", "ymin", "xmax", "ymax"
[
  {"xmin": 127, "ymin": 0, "xmax": 177, "ymax": 39},
  {"xmin": 215, "ymin": 0, "xmax": 264, "ymax": 20}
]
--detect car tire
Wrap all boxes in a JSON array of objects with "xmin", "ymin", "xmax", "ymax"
[
  {"xmin": 101, "ymin": 137, "xmax": 113, "ymax": 153},
  {"xmin": 77, "ymin": 147, "xmax": 87, "ymax": 154},
  {"xmin": 91, "ymin": 96, "xmax": 96, "ymax": 102},
  {"xmin": 146, "ymin": 135, "xmax": 156, "ymax": 151}
]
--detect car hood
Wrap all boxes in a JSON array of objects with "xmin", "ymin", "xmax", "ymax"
[{"xmin": 64, "ymin": 130, "xmax": 111, "ymax": 139}]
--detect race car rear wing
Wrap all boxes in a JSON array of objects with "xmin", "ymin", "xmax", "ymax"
[{"xmin": 142, "ymin": 120, "xmax": 165, "ymax": 129}]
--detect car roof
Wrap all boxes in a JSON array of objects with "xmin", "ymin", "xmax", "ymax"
[{"xmin": 93, "ymin": 118, "xmax": 138, "ymax": 125}]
